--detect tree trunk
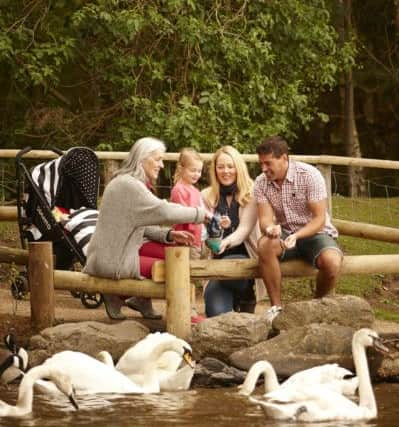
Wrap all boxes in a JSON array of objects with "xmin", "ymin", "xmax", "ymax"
[{"xmin": 341, "ymin": 0, "xmax": 366, "ymax": 197}]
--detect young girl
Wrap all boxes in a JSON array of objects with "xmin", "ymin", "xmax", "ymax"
[{"xmin": 170, "ymin": 148, "xmax": 205, "ymax": 323}]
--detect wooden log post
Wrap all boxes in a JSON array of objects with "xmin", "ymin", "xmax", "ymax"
[
  {"xmin": 103, "ymin": 159, "xmax": 120, "ymax": 188},
  {"xmin": 28, "ymin": 242, "xmax": 55, "ymax": 331},
  {"xmin": 165, "ymin": 246, "xmax": 191, "ymax": 340}
]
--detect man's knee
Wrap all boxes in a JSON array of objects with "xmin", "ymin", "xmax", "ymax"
[
  {"xmin": 258, "ymin": 236, "xmax": 281, "ymax": 261},
  {"xmin": 317, "ymin": 249, "xmax": 342, "ymax": 276}
]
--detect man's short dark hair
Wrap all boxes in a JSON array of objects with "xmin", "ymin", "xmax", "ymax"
[{"xmin": 256, "ymin": 136, "xmax": 289, "ymax": 158}]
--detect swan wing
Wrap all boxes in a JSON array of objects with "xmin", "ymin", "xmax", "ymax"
[{"xmin": 43, "ymin": 351, "xmax": 143, "ymax": 394}]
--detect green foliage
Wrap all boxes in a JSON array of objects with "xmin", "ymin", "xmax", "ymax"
[{"xmin": 0, "ymin": 0, "xmax": 354, "ymax": 151}]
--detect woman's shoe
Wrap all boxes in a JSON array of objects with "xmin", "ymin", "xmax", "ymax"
[
  {"xmin": 125, "ymin": 296, "xmax": 162, "ymax": 320},
  {"xmin": 103, "ymin": 294, "xmax": 126, "ymax": 320}
]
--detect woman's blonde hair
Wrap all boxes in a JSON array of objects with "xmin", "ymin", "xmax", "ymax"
[
  {"xmin": 173, "ymin": 148, "xmax": 203, "ymax": 184},
  {"xmin": 114, "ymin": 137, "xmax": 166, "ymax": 182},
  {"xmin": 205, "ymin": 145, "xmax": 253, "ymax": 208}
]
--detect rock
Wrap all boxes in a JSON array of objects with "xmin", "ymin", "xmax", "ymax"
[
  {"xmin": 29, "ymin": 320, "xmax": 149, "ymax": 367},
  {"xmin": 229, "ymin": 324, "xmax": 356, "ymax": 377},
  {"xmin": 192, "ymin": 357, "xmax": 247, "ymax": 388},
  {"xmin": 190, "ymin": 312, "xmax": 269, "ymax": 362},
  {"xmin": 373, "ymin": 333, "xmax": 399, "ymax": 380},
  {"xmin": 272, "ymin": 295, "xmax": 374, "ymax": 331}
]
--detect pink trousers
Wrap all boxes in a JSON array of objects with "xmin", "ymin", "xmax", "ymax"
[{"xmin": 139, "ymin": 241, "xmax": 170, "ymax": 278}]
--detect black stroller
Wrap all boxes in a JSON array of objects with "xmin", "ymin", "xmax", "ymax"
[{"xmin": 12, "ymin": 146, "xmax": 103, "ymax": 309}]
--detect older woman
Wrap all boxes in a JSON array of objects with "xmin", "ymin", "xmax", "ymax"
[
  {"xmin": 201, "ymin": 145, "xmax": 265, "ymax": 317},
  {"xmin": 84, "ymin": 137, "xmax": 206, "ymax": 320}
]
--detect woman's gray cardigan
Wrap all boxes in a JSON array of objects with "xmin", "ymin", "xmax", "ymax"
[{"xmin": 83, "ymin": 174, "xmax": 205, "ymax": 279}]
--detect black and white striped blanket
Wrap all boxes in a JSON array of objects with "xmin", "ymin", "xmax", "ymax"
[{"xmin": 63, "ymin": 207, "xmax": 98, "ymax": 257}]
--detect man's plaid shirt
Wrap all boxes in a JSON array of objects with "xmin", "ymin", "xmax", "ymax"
[{"xmin": 254, "ymin": 160, "xmax": 338, "ymax": 238}]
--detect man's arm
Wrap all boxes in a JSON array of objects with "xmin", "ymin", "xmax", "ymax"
[
  {"xmin": 283, "ymin": 198, "xmax": 327, "ymax": 249},
  {"xmin": 257, "ymin": 202, "xmax": 280, "ymax": 238},
  {"xmin": 295, "ymin": 199, "xmax": 326, "ymax": 240}
]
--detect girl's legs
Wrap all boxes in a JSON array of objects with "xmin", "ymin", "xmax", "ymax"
[{"xmin": 204, "ymin": 254, "xmax": 255, "ymax": 317}]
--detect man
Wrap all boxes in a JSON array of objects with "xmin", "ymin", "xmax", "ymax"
[{"xmin": 253, "ymin": 136, "xmax": 343, "ymax": 324}]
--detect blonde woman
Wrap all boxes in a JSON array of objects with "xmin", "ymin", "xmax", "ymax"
[{"xmin": 201, "ymin": 146, "xmax": 265, "ymax": 317}]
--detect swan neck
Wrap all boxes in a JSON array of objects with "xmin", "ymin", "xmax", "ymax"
[
  {"xmin": 352, "ymin": 340, "xmax": 376, "ymax": 414},
  {"xmin": 241, "ymin": 362, "xmax": 279, "ymax": 395},
  {"xmin": 152, "ymin": 340, "xmax": 183, "ymax": 361}
]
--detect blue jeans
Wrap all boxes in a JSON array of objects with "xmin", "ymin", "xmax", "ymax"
[{"xmin": 204, "ymin": 254, "xmax": 255, "ymax": 317}]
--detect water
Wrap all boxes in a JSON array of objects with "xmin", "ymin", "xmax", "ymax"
[{"xmin": 1, "ymin": 383, "xmax": 398, "ymax": 426}]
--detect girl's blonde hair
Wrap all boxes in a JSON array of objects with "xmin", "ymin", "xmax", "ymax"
[
  {"xmin": 205, "ymin": 145, "xmax": 253, "ymax": 207},
  {"xmin": 173, "ymin": 148, "xmax": 203, "ymax": 184}
]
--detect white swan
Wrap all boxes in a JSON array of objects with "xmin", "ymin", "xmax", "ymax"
[
  {"xmin": 101, "ymin": 332, "xmax": 196, "ymax": 391},
  {"xmin": 0, "ymin": 334, "xmax": 29, "ymax": 384},
  {"xmin": 34, "ymin": 350, "xmax": 152, "ymax": 395},
  {"xmin": 239, "ymin": 360, "xmax": 358, "ymax": 397},
  {"xmin": 0, "ymin": 362, "xmax": 78, "ymax": 417},
  {"xmin": 249, "ymin": 328, "xmax": 389, "ymax": 422}
]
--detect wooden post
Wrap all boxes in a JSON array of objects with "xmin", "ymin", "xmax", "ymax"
[
  {"xmin": 103, "ymin": 159, "xmax": 120, "ymax": 187},
  {"xmin": 28, "ymin": 242, "xmax": 54, "ymax": 331},
  {"xmin": 317, "ymin": 164, "xmax": 332, "ymax": 215},
  {"xmin": 165, "ymin": 246, "xmax": 191, "ymax": 339}
]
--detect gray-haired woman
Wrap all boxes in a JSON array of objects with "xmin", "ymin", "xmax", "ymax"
[{"xmin": 83, "ymin": 137, "xmax": 207, "ymax": 320}]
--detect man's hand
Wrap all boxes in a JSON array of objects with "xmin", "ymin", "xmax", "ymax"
[
  {"xmin": 283, "ymin": 233, "xmax": 297, "ymax": 249},
  {"xmin": 264, "ymin": 224, "xmax": 282, "ymax": 239},
  {"xmin": 169, "ymin": 230, "xmax": 195, "ymax": 246}
]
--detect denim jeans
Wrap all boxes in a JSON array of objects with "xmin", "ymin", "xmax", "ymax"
[{"xmin": 204, "ymin": 254, "xmax": 255, "ymax": 317}]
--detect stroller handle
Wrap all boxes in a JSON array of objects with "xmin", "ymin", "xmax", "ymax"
[
  {"xmin": 15, "ymin": 146, "xmax": 32, "ymax": 161},
  {"xmin": 50, "ymin": 146, "xmax": 64, "ymax": 156}
]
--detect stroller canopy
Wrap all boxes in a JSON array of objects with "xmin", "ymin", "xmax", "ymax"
[{"xmin": 31, "ymin": 147, "xmax": 99, "ymax": 210}]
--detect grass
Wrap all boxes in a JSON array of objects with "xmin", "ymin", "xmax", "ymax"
[{"xmin": 283, "ymin": 196, "xmax": 399, "ymax": 322}]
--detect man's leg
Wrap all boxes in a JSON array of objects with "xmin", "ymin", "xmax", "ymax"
[
  {"xmin": 315, "ymin": 249, "xmax": 343, "ymax": 298},
  {"xmin": 258, "ymin": 236, "xmax": 284, "ymax": 307}
]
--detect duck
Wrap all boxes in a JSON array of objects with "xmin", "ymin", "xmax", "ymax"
[
  {"xmin": 0, "ymin": 334, "xmax": 29, "ymax": 384},
  {"xmin": 248, "ymin": 328, "xmax": 389, "ymax": 422},
  {"xmin": 0, "ymin": 357, "xmax": 78, "ymax": 417},
  {"xmin": 33, "ymin": 350, "xmax": 151, "ymax": 395},
  {"xmin": 100, "ymin": 332, "xmax": 196, "ymax": 391},
  {"xmin": 239, "ymin": 360, "xmax": 358, "ymax": 398}
]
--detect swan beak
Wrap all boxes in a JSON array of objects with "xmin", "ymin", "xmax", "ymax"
[
  {"xmin": 373, "ymin": 337, "xmax": 390, "ymax": 355},
  {"xmin": 182, "ymin": 347, "xmax": 195, "ymax": 368},
  {"xmin": 69, "ymin": 389, "xmax": 79, "ymax": 410}
]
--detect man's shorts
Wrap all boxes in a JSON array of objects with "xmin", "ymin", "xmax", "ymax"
[{"xmin": 279, "ymin": 232, "xmax": 343, "ymax": 268}]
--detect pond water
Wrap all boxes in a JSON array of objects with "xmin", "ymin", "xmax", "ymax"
[{"xmin": 1, "ymin": 382, "xmax": 398, "ymax": 427}]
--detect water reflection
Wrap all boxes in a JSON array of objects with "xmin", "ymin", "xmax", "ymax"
[{"xmin": 0, "ymin": 383, "xmax": 397, "ymax": 427}]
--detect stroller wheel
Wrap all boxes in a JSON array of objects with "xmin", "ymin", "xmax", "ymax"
[
  {"xmin": 80, "ymin": 292, "xmax": 103, "ymax": 309},
  {"xmin": 70, "ymin": 290, "xmax": 81, "ymax": 298},
  {"xmin": 10, "ymin": 275, "xmax": 29, "ymax": 300}
]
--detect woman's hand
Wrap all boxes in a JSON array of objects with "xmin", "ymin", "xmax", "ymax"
[
  {"xmin": 169, "ymin": 230, "xmax": 195, "ymax": 246},
  {"xmin": 219, "ymin": 215, "xmax": 231, "ymax": 229},
  {"xmin": 216, "ymin": 239, "xmax": 230, "ymax": 255}
]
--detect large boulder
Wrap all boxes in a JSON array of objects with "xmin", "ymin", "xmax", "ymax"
[
  {"xmin": 29, "ymin": 320, "xmax": 149, "ymax": 367},
  {"xmin": 190, "ymin": 312, "xmax": 269, "ymax": 362},
  {"xmin": 272, "ymin": 295, "xmax": 374, "ymax": 331},
  {"xmin": 229, "ymin": 324, "xmax": 356, "ymax": 376}
]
